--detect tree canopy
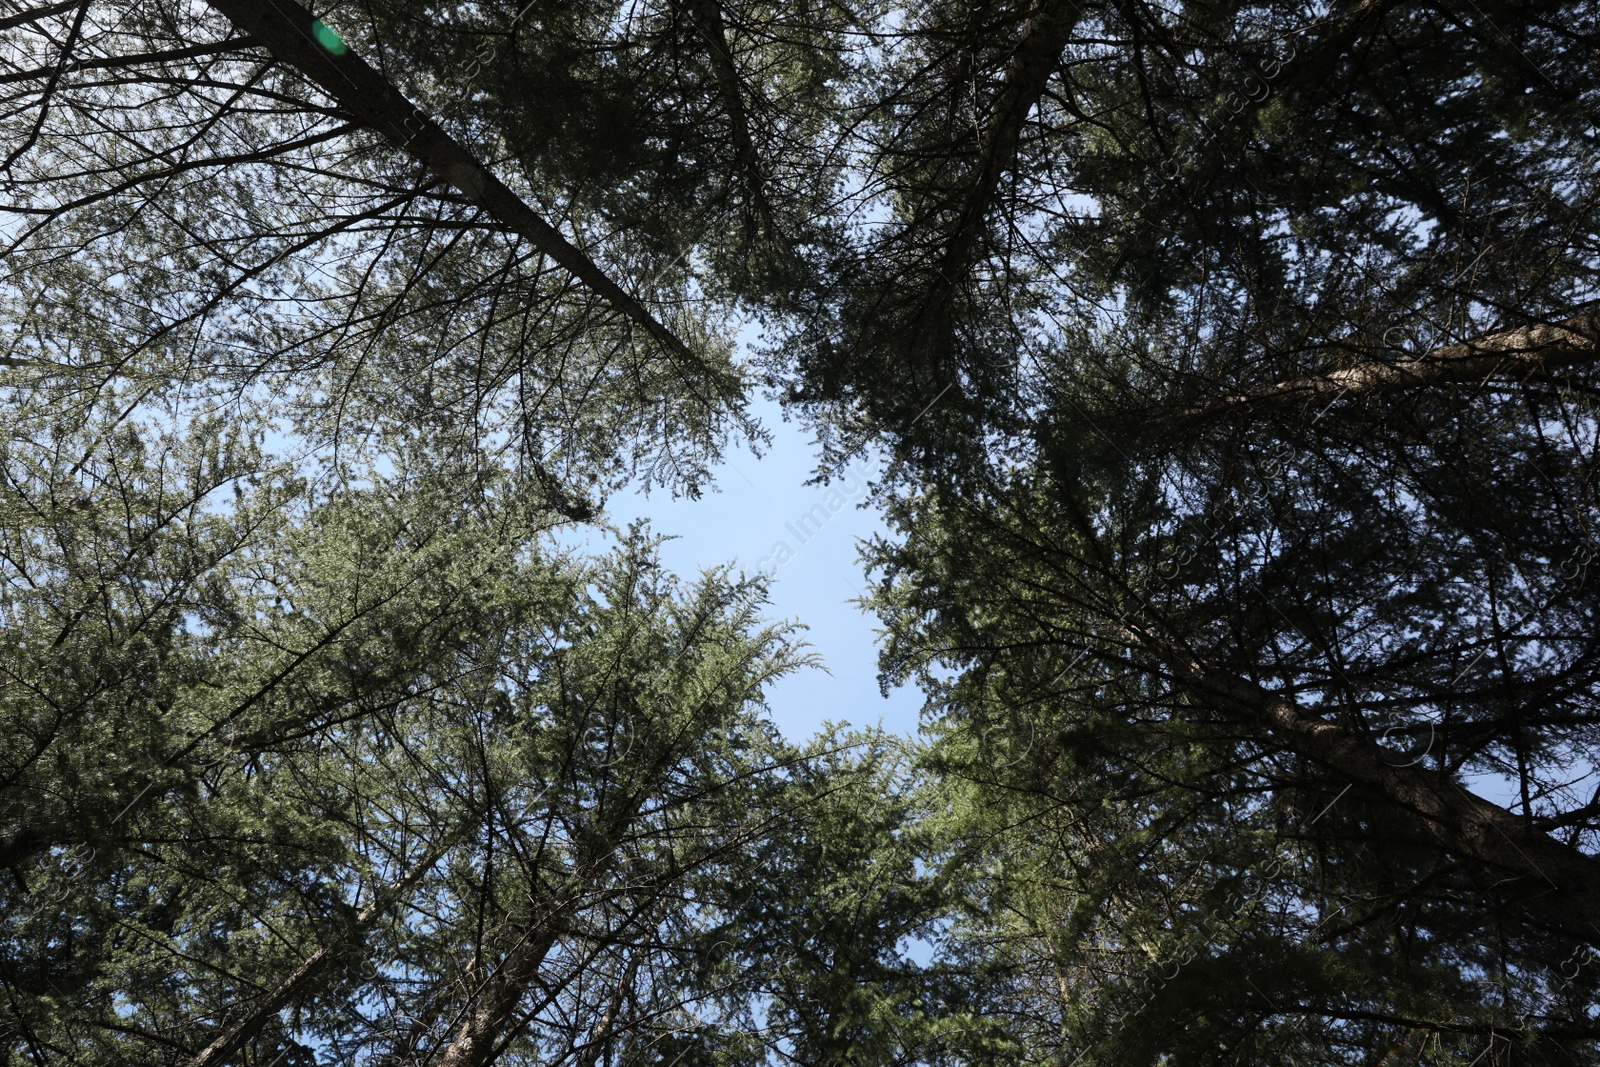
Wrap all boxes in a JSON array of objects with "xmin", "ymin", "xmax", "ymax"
[{"xmin": 3, "ymin": 0, "xmax": 1599, "ymax": 1063}]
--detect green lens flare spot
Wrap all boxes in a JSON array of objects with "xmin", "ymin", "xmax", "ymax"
[{"xmin": 311, "ymin": 19, "xmax": 347, "ymax": 55}]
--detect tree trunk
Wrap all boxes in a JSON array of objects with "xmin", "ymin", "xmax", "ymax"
[
  {"xmin": 203, "ymin": 0, "xmax": 705, "ymax": 381},
  {"xmin": 1152, "ymin": 637, "xmax": 1600, "ymax": 945},
  {"xmin": 186, "ymin": 832, "xmax": 459, "ymax": 1067},
  {"xmin": 433, "ymin": 917, "xmax": 567, "ymax": 1067},
  {"xmin": 1173, "ymin": 311, "xmax": 1600, "ymax": 427}
]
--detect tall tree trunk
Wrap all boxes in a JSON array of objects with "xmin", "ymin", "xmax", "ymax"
[
  {"xmin": 203, "ymin": 0, "xmax": 707, "ymax": 384},
  {"xmin": 1171, "ymin": 311, "xmax": 1600, "ymax": 427},
  {"xmin": 1147, "ymin": 633, "xmax": 1600, "ymax": 945},
  {"xmin": 937, "ymin": 0, "xmax": 1084, "ymax": 282},
  {"xmin": 682, "ymin": 0, "xmax": 773, "ymax": 229},
  {"xmin": 434, "ymin": 915, "xmax": 568, "ymax": 1067}
]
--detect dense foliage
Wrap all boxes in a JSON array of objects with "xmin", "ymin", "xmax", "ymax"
[{"xmin": 4, "ymin": 0, "xmax": 1599, "ymax": 1063}]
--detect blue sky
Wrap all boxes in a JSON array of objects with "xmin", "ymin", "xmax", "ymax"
[{"xmin": 570, "ymin": 394, "xmax": 926, "ymax": 744}]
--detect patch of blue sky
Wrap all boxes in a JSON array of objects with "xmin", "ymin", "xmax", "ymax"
[{"xmin": 559, "ymin": 390, "xmax": 923, "ymax": 745}]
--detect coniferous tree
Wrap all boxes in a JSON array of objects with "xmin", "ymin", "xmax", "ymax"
[
  {"xmin": 7, "ymin": 0, "xmax": 1600, "ymax": 1062},
  {"xmin": 797, "ymin": 0, "xmax": 1600, "ymax": 1062}
]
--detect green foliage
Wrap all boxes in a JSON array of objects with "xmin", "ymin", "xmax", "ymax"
[{"xmin": 6, "ymin": 0, "xmax": 1600, "ymax": 1061}]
